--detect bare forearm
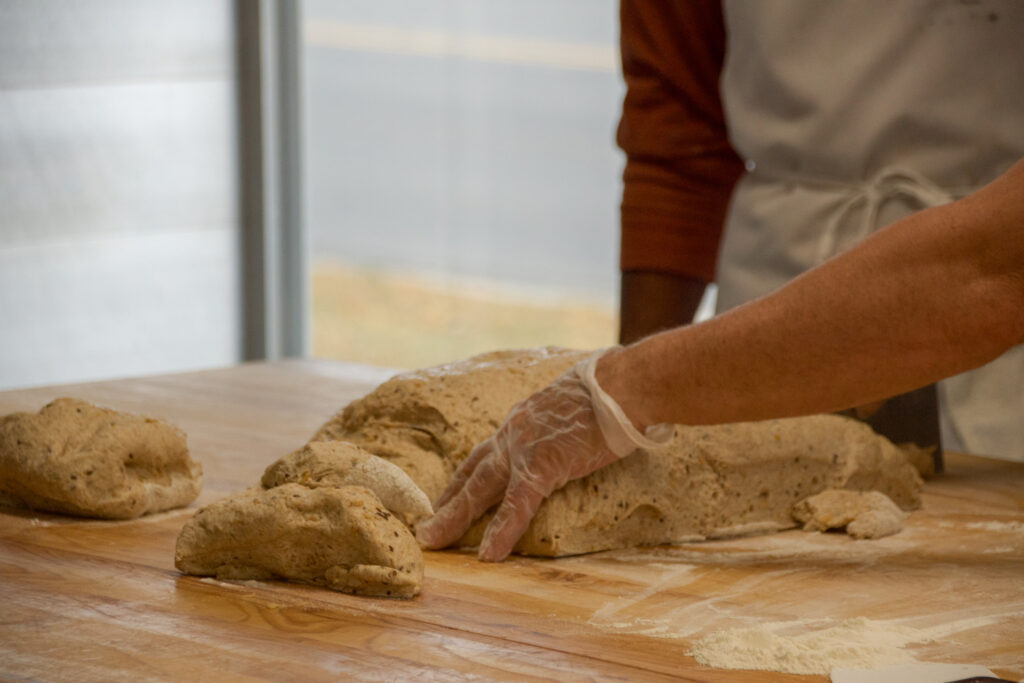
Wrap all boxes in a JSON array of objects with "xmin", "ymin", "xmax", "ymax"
[
  {"xmin": 600, "ymin": 161, "xmax": 1024, "ymax": 429},
  {"xmin": 619, "ymin": 271, "xmax": 707, "ymax": 344}
]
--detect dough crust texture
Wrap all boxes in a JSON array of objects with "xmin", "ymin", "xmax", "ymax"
[
  {"xmin": 311, "ymin": 347, "xmax": 589, "ymax": 502},
  {"xmin": 0, "ymin": 398, "xmax": 202, "ymax": 519},
  {"xmin": 175, "ymin": 483, "xmax": 423, "ymax": 598},
  {"xmin": 177, "ymin": 442, "xmax": 427, "ymax": 598},
  {"xmin": 792, "ymin": 489, "xmax": 907, "ymax": 539},
  {"xmin": 312, "ymin": 348, "xmax": 924, "ymax": 557},
  {"xmin": 262, "ymin": 441, "xmax": 433, "ymax": 526}
]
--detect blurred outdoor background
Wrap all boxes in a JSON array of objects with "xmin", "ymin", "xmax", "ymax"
[
  {"xmin": 0, "ymin": 0, "xmax": 627, "ymax": 389},
  {"xmin": 303, "ymin": 0, "xmax": 623, "ymax": 369}
]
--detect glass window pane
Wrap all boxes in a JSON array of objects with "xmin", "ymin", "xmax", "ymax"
[{"xmin": 303, "ymin": 0, "xmax": 621, "ymax": 369}]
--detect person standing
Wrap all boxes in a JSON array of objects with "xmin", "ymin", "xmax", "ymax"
[{"xmin": 616, "ymin": 0, "xmax": 1024, "ymax": 460}]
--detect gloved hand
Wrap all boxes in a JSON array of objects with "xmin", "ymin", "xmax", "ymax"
[{"xmin": 415, "ymin": 348, "xmax": 674, "ymax": 562}]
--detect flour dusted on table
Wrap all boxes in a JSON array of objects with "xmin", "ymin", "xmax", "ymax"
[{"xmin": 686, "ymin": 617, "xmax": 924, "ymax": 675}]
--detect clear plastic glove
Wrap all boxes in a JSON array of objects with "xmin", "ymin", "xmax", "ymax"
[{"xmin": 415, "ymin": 348, "xmax": 674, "ymax": 562}]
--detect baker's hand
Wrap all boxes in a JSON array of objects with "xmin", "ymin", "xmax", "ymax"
[{"xmin": 415, "ymin": 349, "xmax": 673, "ymax": 561}]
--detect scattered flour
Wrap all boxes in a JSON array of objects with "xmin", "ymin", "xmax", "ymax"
[
  {"xmin": 198, "ymin": 577, "xmax": 266, "ymax": 588},
  {"xmin": 938, "ymin": 520, "xmax": 1024, "ymax": 532},
  {"xmin": 962, "ymin": 521, "xmax": 1024, "ymax": 532},
  {"xmin": 581, "ymin": 539, "xmax": 1023, "ymax": 676},
  {"xmin": 686, "ymin": 617, "xmax": 924, "ymax": 675},
  {"xmin": 587, "ymin": 529, "xmax": 918, "ymax": 567},
  {"xmin": 589, "ymin": 563, "xmax": 700, "ymax": 629},
  {"xmin": 685, "ymin": 613, "xmax": 1011, "ymax": 676}
]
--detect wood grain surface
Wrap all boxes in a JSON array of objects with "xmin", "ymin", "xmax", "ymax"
[{"xmin": 1, "ymin": 360, "xmax": 1022, "ymax": 682}]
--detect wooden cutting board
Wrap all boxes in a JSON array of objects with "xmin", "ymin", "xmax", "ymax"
[{"xmin": 1, "ymin": 360, "xmax": 1022, "ymax": 682}]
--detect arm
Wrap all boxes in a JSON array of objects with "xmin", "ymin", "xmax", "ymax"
[
  {"xmin": 620, "ymin": 272, "xmax": 708, "ymax": 343},
  {"xmin": 617, "ymin": 0, "xmax": 743, "ymax": 339},
  {"xmin": 603, "ymin": 160, "xmax": 1024, "ymax": 428},
  {"xmin": 419, "ymin": 161, "xmax": 1024, "ymax": 562}
]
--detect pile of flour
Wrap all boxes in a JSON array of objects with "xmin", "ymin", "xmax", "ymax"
[{"xmin": 686, "ymin": 617, "xmax": 926, "ymax": 675}]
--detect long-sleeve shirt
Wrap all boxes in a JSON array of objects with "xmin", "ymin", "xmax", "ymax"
[{"xmin": 617, "ymin": 0, "xmax": 743, "ymax": 284}]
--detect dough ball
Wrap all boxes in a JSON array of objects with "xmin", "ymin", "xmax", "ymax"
[
  {"xmin": 175, "ymin": 483, "xmax": 423, "ymax": 598},
  {"xmin": 0, "ymin": 398, "xmax": 201, "ymax": 519}
]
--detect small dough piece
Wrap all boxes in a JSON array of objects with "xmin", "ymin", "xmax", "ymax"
[
  {"xmin": 897, "ymin": 442, "xmax": 936, "ymax": 479},
  {"xmin": 311, "ymin": 347, "xmax": 587, "ymax": 502},
  {"xmin": 792, "ymin": 489, "xmax": 907, "ymax": 539},
  {"xmin": 175, "ymin": 483, "xmax": 423, "ymax": 598},
  {"xmin": 0, "ymin": 398, "xmax": 202, "ymax": 519},
  {"xmin": 261, "ymin": 441, "xmax": 433, "ymax": 525}
]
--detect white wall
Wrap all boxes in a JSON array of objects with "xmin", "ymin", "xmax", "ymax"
[{"xmin": 0, "ymin": 0, "xmax": 241, "ymax": 389}]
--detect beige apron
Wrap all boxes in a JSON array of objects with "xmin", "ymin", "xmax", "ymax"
[{"xmin": 717, "ymin": 0, "xmax": 1024, "ymax": 460}]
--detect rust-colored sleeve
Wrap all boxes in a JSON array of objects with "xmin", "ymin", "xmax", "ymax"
[{"xmin": 617, "ymin": 0, "xmax": 743, "ymax": 283}]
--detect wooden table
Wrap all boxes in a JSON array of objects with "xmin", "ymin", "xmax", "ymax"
[{"xmin": 1, "ymin": 360, "xmax": 1022, "ymax": 682}]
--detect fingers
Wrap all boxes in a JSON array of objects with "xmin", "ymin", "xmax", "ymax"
[
  {"xmin": 415, "ymin": 439, "xmax": 508, "ymax": 550},
  {"xmin": 434, "ymin": 441, "xmax": 489, "ymax": 510},
  {"xmin": 477, "ymin": 474, "xmax": 549, "ymax": 562}
]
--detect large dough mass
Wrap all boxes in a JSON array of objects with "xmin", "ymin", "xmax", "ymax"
[
  {"xmin": 0, "ymin": 398, "xmax": 202, "ymax": 519},
  {"xmin": 312, "ymin": 348, "xmax": 923, "ymax": 557},
  {"xmin": 312, "ymin": 347, "xmax": 590, "ymax": 502}
]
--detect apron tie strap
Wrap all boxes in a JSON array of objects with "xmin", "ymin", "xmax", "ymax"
[{"xmin": 815, "ymin": 166, "xmax": 956, "ymax": 264}]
